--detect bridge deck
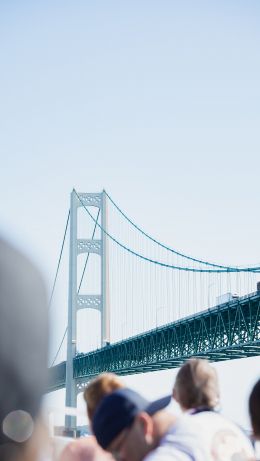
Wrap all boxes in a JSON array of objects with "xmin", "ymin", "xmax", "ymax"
[{"xmin": 48, "ymin": 292, "xmax": 260, "ymax": 392}]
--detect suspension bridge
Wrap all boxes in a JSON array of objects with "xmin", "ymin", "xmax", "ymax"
[{"xmin": 48, "ymin": 190, "xmax": 260, "ymax": 427}]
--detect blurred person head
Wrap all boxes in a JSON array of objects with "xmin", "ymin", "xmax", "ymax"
[
  {"xmin": 59, "ymin": 436, "xmax": 113, "ymax": 461},
  {"xmin": 92, "ymin": 388, "xmax": 173, "ymax": 461},
  {"xmin": 84, "ymin": 373, "xmax": 124, "ymax": 422},
  {"xmin": 173, "ymin": 359, "xmax": 219, "ymax": 411},
  {"xmin": 249, "ymin": 379, "xmax": 260, "ymax": 439},
  {"xmin": 0, "ymin": 238, "xmax": 48, "ymax": 461}
]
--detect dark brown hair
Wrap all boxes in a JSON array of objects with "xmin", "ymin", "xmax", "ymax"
[{"xmin": 249, "ymin": 379, "xmax": 260, "ymax": 438}]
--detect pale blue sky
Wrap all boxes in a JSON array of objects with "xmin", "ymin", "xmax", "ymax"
[{"xmin": 0, "ymin": 1, "xmax": 260, "ymax": 427}]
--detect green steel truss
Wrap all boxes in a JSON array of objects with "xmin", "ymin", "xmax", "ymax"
[{"xmin": 48, "ymin": 292, "xmax": 260, "ymax": 392}]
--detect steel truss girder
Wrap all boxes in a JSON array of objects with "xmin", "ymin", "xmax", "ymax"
[{"xmin": 47, "ymin": 293, "xmax": 260, "ymax": 392}]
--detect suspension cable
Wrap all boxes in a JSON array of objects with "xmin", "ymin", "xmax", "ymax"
[
  {"xmin": 104, "ymin": 191, "xmax": 256, "ymax": 271},
  {"xmin": 74, "ymin": 189, "xmax": 260, "ymax": 273},
  {"xmin": 78, "ymin": 208, "xmax": 101, "ymax": 293},
  {"xmin": 51, "ymin": 327, "xmax": 68, "ymax": 367},
  {"xmin": 50, "ymin": 208, "xmax": 100, "ymax": 366},
  {"xmin": 48, "ymin": 210, "xmax": 70, "ymax": 310}
]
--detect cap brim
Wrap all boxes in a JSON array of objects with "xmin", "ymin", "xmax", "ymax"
[{"xmin": 145, "ymin": 395, "xmax": 172, "ymax": 415}]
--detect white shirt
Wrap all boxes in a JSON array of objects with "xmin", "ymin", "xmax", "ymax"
[{"xmin": 144, "ymin": 411, "xmax": 255, "ymax": 461}]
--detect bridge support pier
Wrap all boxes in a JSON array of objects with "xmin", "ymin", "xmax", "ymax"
[{"xmin": 65, "ymin": 190, "xmax": 109, "ymax": 430}]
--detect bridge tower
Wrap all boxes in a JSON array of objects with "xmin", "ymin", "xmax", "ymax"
[{"xmin": 65, "ymin": 190, "xmax": 109, "ymax": 429}]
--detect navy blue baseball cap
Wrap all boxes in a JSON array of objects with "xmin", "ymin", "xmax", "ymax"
[{"xmin": 92, "ymin": 388, "xmax": 171, "ymax": 449}]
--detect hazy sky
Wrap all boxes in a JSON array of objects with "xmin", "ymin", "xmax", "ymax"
[{"xmin": 0, "ymin": 1, "xmax": 260, "ymax": 428}]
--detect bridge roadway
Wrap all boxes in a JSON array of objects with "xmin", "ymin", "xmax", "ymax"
[{"xmin": 48, "ymin": 292, "xmax": 260, "ymax": 393}]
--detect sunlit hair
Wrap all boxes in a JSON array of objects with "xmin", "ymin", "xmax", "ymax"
[
  {"xmin": 173, "ymin": 358, "xmax": 219, "ymax": 410},
  {"xmin": 249, "ymin": 379, "xmax": 260, "ymax": 439},
  {"xmin": 84, "ymin": 373, "xmax": 124, "ymax": 421}
]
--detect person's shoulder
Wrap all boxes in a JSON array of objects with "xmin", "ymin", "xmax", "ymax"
[
  {"xmin": 143, "ymin": 431, "xmax": 196, "ymax": 461},
  {"xmin": 193, "ymin": 411, "xmax": 251, "ymax": 437},
  {"xmin": 144, "ymin": 449, "xmax": 192, "ymax": 461},
  {"xmin": 59, "ymin": 437, "xmax": 112, "ymax": 461}
]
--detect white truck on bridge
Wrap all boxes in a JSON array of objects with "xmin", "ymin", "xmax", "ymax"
[{"xmin": 216, "ymin": 292, "xmax": 239, "ymax": 304}]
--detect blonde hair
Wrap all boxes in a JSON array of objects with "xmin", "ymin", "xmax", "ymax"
[
  {"xmin": 173, "ymin": 359, "xmax": 219, "ymax": 410},
  {"xmin": 84, "ymin": 373, "xmax": 124, "ymax": 421}
]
